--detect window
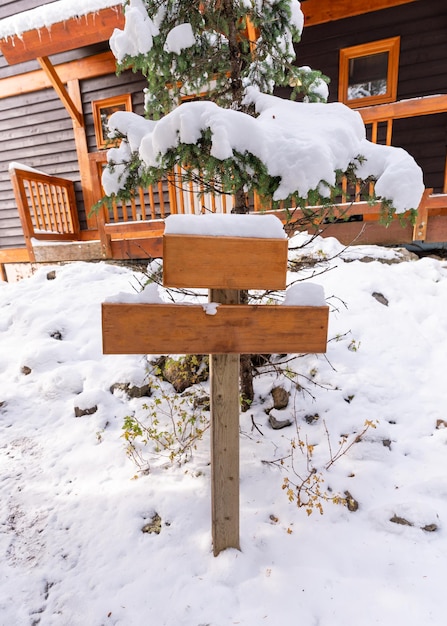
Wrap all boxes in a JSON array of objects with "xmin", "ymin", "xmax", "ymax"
[
  {"xmin": 339, "ymin": 37, "xmax": 400, "ymax": 107},
  {"xmin": 92, "ymin": 94, "xmax": 132, "ymax": 150}
]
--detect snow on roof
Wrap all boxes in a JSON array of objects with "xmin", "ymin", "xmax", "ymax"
[{"xmin": 0, "ymin": 0, "xmax": 124, "ymax": 40}]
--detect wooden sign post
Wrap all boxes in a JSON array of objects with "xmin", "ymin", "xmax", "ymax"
[{"xmin": 102, "ymin": 220, "xmax": 329, "ymax": 556}]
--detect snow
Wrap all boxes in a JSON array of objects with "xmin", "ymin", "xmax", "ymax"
[
  {"xmin": 110, "ymin": 0, "xmax": 159, "ymax": 62},
  {"xmin": 163, "ymin": 23, "xmax": 196, "ymax": 55},
  {"xmin": 105, "ymin": 90, "xmax": 424, "ymax": 212},
  {"xmin": 0, "ymin": 0, "xmax": 124, "ymax": 39},
  {"xmin": 164, "ymin": 213, "xmax": 287, "ymax": 238},
  {"xmin": 8, "ymin": 162, "xmax": 48, "ymax": 175},
  {"xmin": 283, "ymin": 282, "xmax": 326, "ymax": 306},
  {"xmin": 1, "ymin": 233, "xmax": 447, "ymax": 624}
]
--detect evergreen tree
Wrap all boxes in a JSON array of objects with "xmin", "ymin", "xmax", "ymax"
[
  {"xmin": 104, "ymin": 0, "xmax": 423, "ymax": 410},
  {"xmin": 106, "ymin": 0, "xmax": 329, "ymax": 212}
]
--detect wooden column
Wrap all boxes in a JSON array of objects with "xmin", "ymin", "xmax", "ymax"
[{"xmin": 210, "ymin": 288, "xmax": 240, "ymax": 555}]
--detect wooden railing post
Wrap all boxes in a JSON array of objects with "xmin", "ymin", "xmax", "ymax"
[{"xmin": 9, "ymin": 168, "xmax": 36, "ymax": 262}]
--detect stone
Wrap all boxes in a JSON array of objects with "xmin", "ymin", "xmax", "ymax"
[
  {"xmin": 421, "ymin": 523, "xmax": 438, "ymax": 532},
  {"xmin": 372, "ymin": 292, "xmax": 389, "ymax": 306},
  {"xmin": 142, "ymin": 513, "xmax": 162, "ymax": 535},
  {"xmin": 268, "ymin": 413, "xmax": 292, "ymax": 430},
  {"xmin": 271, "ymin": 386, "xmax": 289, "ymax": 410},
  {"xmin": 193, "ymin": 395, "xmax": 210, "ymax": 411},
  {"xmin": 159, "ymin": 355, "xmax": 209, "ymax": 393},
  {"xmin": 110, "ymin": 382, "xmax": 152, "ymax": 399},
  {"xmin": 21, "ymin": 366, "xmax": 32, "ymax": 375},
  {"xmin": 344, "ymin": 490, "xmax": 359, "ymax": 512},
  {"xmin": 304, "ymin": 413, "xmax": 319, "ymax": 424},
  {"xmin": 390, "ymin": 514, "xmax": 413, "ymax": 527},
  {"xmin": 74, "ymin": 405, "xmax": 97, "ymax": 418}
]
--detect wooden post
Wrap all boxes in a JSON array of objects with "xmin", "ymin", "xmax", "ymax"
[{"xmin": 210, "ymin": 288, "xmax": 240, "ymax": 555}]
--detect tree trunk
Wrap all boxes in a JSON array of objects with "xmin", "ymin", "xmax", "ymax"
[{"xmin": 239, "ymin": 290, "xmax": 254, "ymax": 412}]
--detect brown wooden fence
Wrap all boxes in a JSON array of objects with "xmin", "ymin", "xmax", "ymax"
[{"xmin": 9, "ymin": 165, "xmax": 80, "ymax": 261}]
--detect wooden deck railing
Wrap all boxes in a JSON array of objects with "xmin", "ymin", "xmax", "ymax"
[
  {"xmin": 8, "ymin": 93, "xmax": 447, "ymax": 264},
  {"xmin": 9, "ymin": 164, "xmax": 80, "ymax": 261}
]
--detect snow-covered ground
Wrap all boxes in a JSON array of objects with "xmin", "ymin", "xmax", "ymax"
[{"xmin": 1, "ymin": 232, "xmax": 447, "ymax": 625}]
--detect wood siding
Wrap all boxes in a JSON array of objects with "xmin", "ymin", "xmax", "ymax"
[
  {"xmin": 0, "ymin": 88, "xmax": 81, "ymax": 248},
  {"xmin": 298, "ymin": 0, "xmax": 447, "ymax": 192},
  {"xmin": 81, "ymin": 72, "xmax": 147, "ymax": 154}
]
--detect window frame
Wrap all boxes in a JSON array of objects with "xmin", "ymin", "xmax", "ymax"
[
  {"xmin": 339, "ymin": 37, "xmax": 400, "ymax": 108},
  {"xmin": 92, "ymin": 94, "xmax": 132, "ymax": 150}
]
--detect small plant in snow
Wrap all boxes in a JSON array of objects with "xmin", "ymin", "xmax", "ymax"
[
  {"xmin": 270, "ymin": 418, "xmax": 377, "ymax": 515},
  {"xmin": 121, "ymin": 380, "xmax": 210, "ymax": 472}
]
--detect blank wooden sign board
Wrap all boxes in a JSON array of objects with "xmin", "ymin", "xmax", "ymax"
[{"xmin": 102, "ymin": 215, "xmax": 329, "ymax": 556}]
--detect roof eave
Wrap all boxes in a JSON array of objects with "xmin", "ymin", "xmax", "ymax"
[{"xmin": 0, "ymin": 5, "xmax": 124, "ymax": 65}]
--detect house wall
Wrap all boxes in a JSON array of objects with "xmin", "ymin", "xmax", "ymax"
[
  {"xmin": 0, "ymin": 0, "xmax": 133, "ymax": 250},
  {"xmin": 297, "ymin": 0, "xmax": 447, "ymax": 192},
  {"xmin": 0, "ymin": 0, "xmax": 445, "ymax": 251},
  {"xmin": 0, "ymin": 1, "xmax": 80, "ymax": 248}
]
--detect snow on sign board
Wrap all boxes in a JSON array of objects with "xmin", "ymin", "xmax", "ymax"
[
  {"xmin": 164, "ymin": 213, "xmax": 287, "ymax": 239},
  {"xmin": 163, "ymin": 214, "xmax": 288, "ymax": 290}
]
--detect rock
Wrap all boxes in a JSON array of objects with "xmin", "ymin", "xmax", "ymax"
[
  {"xmin": 436, "ymin": 419, "xmax": 447, "ymax": 429},
  {"xmin": 159, "ymin": 355, "xmax": 209, "ymax": 393},
  {"xmin": 421, "ymin": 523, "xmax": 438, "ymax": 533},
  {"xmin": 304, "ymin": 413, "xmax": 319, "ymax": 424},
  {"xmin": 50, "ymin": 330, "xmax": 63, "ymax": 340},
  {"xmin": 193, "ymin": 395, "xmax": 210, "ymax": 411},
  {"xmin": 21, "ymin": 366, "xmax": 32, "ymax": 375},
  {"xmin": 110, "ymin": 382, "xmax": 152, "ymax": 399},
  {"xmin": 74, "ymin": 405, "xmax": 97, "ymax": 417},
  {"xmin": 268, "ymin": 413, "xmax": 292, "ymax": 430},
  {"xmin": 46, "ymin": 270, "xmax": 56, "ymax": 280},
  {"xmin": 390, "ymin": 514, "xmax": 413, "ymax": 527},
  {"xmin": 372, "ymin": 292, "xmax": 389, "ymax": 306},
  {"xmin": 271, "ymin": 386, "xmax": 289, "ymax": 410},
  {"xmin": 344, "ymin": 490, "xmax": 359, "ymax": 512},
  {"xmin": 142, "ymin": 513, "xmax": 162, "ymax": 535}
]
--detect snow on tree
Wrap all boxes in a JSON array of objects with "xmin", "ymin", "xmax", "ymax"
[{"xmin": 102, "ymin": 0, "xmax": 424, "ymax": 216}]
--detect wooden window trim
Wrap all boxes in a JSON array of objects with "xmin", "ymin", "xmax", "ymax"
[
  {"xmin": 92, "ymin": 94, "xmax": 132, "ymax": 150},
  {"xmin": 339, "ymin": 37, "xmax": 400, "ymax": 108}
]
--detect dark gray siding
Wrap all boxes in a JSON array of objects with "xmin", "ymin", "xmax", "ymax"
[
  {"xmin": 81, "ymin": 71, "xmax": 148, "ymax": 153},
  {"xmin": 0, "ymin": 87, "xmax": 80, "ymax": 248},
  {"xmin": 297, "ymin": 0, "xmax": 447, "ymax": 192}
]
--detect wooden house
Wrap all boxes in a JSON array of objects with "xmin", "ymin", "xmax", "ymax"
[{"xmin": 0, "ymin": 0, "xmax": 446, "ymax": 279}]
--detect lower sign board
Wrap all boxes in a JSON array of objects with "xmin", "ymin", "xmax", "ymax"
[{"xmin": 102, "ymin": 303, "xmax": 329, "ymax": 355}]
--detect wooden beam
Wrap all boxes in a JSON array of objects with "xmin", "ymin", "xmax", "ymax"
[
  {"xmin": 359, "ymin": 94, "xmax": 447, "ymax": 123},
  {"xmin": 302, "ymin": 0, "xmax": 418, "ymax": 27},
  {"xmin": 37, "ymin": 57, "xmax": 83, "ymax": 127},
  {"xmin": 0, "ymin": 248, "xmax": 30, "ymax": 264},
  {"xmin": 102, "ymin": 303, "xmax": 329, "ymax": 355},
  {"xmin": 163, "ymin": 235, "xmax": 288, "ymax": 290},
  {"xmin": 0, "ymin": 6, "xmax": 124, "ymax": 65},
  {"xmin": 68, "ymin": 79, "xmax": 97, "ymax": 228},
  {"xmin": 109, "ymin": 236, "xmax": 163, "ymax": 259},
  {"xmin": 0, "ymin": 52, "xmax": 118, "ymax": 100}
]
